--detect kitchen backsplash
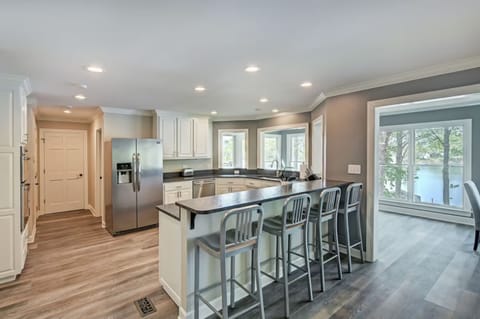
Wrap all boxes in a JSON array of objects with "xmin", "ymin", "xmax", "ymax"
[{"xmin": 163, "ymin": 159, "xmax": 213, "ymax": 172}]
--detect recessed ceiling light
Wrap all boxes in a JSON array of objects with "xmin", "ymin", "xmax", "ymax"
[
  {"xmin": 300, "ymin": 81, "xmax": 312, "ymax": 87},
  {"xmin": 86, "ymin": 65, "xmax": 104, "ymax": 73},
  {"xmin": 245, "ymin": 65, "xmax": 260, "ymax": 73},
  {"xmin": 79, "ymin": 84, "xmax": 88, "ymax": 89},
  {"xmin": 260, "ymin": 98, "xmax": 269, "ymax": 103},
  {"xmin": 194, "ymin": 86, "xmax": 206, "ymax": 92},
  {"xmin": 272, "ymin": 109, "xmax": 279, "ymax": 113},
  {"xmin": 74, "ymin": 94, "xmax": 86, "ymax": 100},
  {"xmin": 64, "ymin": 109, "xmax": 72, "ymax": 114},
  {"xmin": 211, "ymin": 110, "xmax": 217, "ymax": 115},
  {"xmin": 64, "ymin": 106, "xmax": 72, "ymax": 114}
]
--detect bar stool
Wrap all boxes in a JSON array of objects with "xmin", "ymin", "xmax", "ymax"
[
  {"xmin": 258, "ymin": 194, "xmax": 313, "ymax": 318},
  {"xmin": 339, "ymin": 182, "xmax": 365, "ymax": 273},
  {"xmin": 308, "ymin": 187, "xmax": 342, "ymax": 292},
  {"xmin": 194, "ymin": 204, "xmax": 265, "ymax": 319}
]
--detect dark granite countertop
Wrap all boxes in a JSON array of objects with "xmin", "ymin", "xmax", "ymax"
[
  {"xmin": 163, "ymin": 174, "xmax": 285, "ymax": 183},
  {"xmin": 157, "ymin": 203, "xmax": 181, "ymax": 220},
  {"xmin": 168, "ymin": 179, "xmax": 351, "ymax": 214}
]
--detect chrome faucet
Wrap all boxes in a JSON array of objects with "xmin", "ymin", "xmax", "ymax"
[{"xmin": 271, "ymin": 159, "xmax": 281, "ymax": 177}]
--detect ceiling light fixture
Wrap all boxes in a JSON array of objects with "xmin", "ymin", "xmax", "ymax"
[
  {"xmin": 79, "ymin": 84, "xmax": 88, "ymax": 89},
  {"xmin": 300, "ymin": 81, "xmax": 312, "ymax": 87},
  {"xmin": 260, "ymin": 98, "xmax": 269, "ymax": 103},
  {"xmin": 64, "ymin": 106, "xmax": 72, "ymax": 114},
  {"xmin": 211, "ymin": 110, "xmax": 217, "ymax": 115},
  {"xmin": 74, "ymin": 94, "xmax": 87, "ymax": 100},
  {"xmin": 272, "ymin": 109, "xmax": 279, "ymax": 113},
  {"xmin": 245, "ymin": 65, "xmax": 260, "ymax": 73},
  {"xmin": 86, "ymin": 65, "xmax": 104, "ymax": 73},
  {"xmin": 194, "ymin": 86, "xmax": 206, "ymax": 92}
]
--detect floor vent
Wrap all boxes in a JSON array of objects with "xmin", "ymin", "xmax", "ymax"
[{"xmin": 134, "ymin": 297, "xmax": 156, "ymax": 317}]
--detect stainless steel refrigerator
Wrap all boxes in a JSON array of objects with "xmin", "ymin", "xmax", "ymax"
[{"xmin": 105, "ymin": 138, "xmax": 163, "ymax": 235}]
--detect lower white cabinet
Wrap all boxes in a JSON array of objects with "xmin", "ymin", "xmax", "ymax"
[{"xmin": 163, "ymin": 181, "xmax": 193, "ymax": 204}]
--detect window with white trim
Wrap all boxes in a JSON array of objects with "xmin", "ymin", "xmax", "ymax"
[
  {"xmin": 218, "ymin": 129, "xmax": 248, "ymax": 168},
  {"xmin": 378, "ymin": 119, "xmax": 471, "ymax": 213}
]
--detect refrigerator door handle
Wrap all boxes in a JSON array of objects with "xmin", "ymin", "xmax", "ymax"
[
  {"xmin": 136, "ymin": 153, "xmax": 141, "ymax": 192},
  {"xmin": 132, "ymin": 153, "xmax": 137, "ymax": 192}
]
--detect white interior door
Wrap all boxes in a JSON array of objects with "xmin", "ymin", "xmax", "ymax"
[
  {"xmin": 312, "ymin": 116, "xmax": 324, "ymax": 178},
  {"xmin": 41, "ymin": 130, "xmax": 86, "ymax": 214}
]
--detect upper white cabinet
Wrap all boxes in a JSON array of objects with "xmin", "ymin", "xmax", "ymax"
[
  {"xmin": 153, "ymin": 111, "xmax": 211, "ymax": 159},
  {"xmin": 177, "ymin": 118, "xmax": 194, "ymax": 158},
  {"xmin": 157, "ymin": 117, "xmax": 177, "ymax": 159},
  {"xmin": 193, "ymin": 118, "xmax": 210, "ymax": 158},
  {"xmin": 0, "ymin": 74, "xmax": 31, "ymax": 283}
]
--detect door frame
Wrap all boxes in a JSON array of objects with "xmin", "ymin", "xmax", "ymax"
[
  {"xmin": 95, "ymin": 128, "xmax": 104, "ymax": 225},
  {"xmin": 39, "ymin": 128, "xmax": 88, "ymax": 214},
  {"xmin": 366, "ymin": 83, "xmax": 480, "ymax": 262},
  {"xmin": 311, "ymin": 115, "xmax": 325, "ymax": 179}
]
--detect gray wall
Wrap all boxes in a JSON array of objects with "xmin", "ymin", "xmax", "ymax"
[
  {"xmin": 311, "ymin": 67, "xmax": 480, "ymax": 185},
  {"xmin": 212, "ymin": 112, "xmax": 311, "ymax": 169},
  {"xmin": 380, "ymin": 105, "xmax": 480, "ymax": 185}
]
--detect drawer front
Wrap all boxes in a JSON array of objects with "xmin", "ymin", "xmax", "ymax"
[{"xmin": 164, "ymin": 181, "xmax": 192, "ymax": 192}]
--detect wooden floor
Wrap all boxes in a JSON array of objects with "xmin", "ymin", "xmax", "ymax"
[
  {"xmin": 1, "ymin": 210, "xmax": 479, "ymax": 318},
  {"xmin": 0, "ymin": 210, "xmax": 177, "ymax": 319}
]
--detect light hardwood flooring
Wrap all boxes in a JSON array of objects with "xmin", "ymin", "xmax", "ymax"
[
  {"xmin": 0, "ymin": 210, "xmax": 178, "ymax": 319},
  {"xmin": 1, "ymin": 210, "xmax": 478, "ymax": 319}
]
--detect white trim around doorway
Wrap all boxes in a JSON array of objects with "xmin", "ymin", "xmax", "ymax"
[
  {"xmin": 39, "ymin": 128, "xmax": 89, "ymax": 215},
  {"xmin": 366, "ymin": 83, "xmax": 480, "ymax": 262}
]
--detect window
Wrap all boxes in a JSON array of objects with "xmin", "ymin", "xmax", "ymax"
[
  {"xmin": 378, "ymin": 120, "xmax": 471, "ymax": 213},
  {"xmin": 263, "ymin": 134, "xmax": 281, "ymax": 168},
  {"xmin": 286, "ymin": 133, "xmax": 306, "ymax": 170},
  {"xmin": 218, "ymin": 129, "xmax": 248, "ymax": 168},
  {"xmin": 258, "ymin": 124, "xmax": 308, "ymax": 171}
]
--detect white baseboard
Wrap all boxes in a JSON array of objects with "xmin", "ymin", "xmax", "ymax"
[
  {"xmin": 380, "ymin": 204, "xmax": 474, "ymax": 226},
  {"xmin": 28, "ymin": 224, "xmax": 37, "ymax": 243},
  {"xmin": 160, "ymin": 277, "xmax": 181, "ymax": 306},
  {"xmin": 0, "ymin": 275, "xmax": 17, "ymax": 284},
  {"xmin": 87, "ymin": 205, "xmax": 97, "ymax": 217}
]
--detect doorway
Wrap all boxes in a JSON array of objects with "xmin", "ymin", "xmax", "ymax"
[
  {"xmin": 40, "ymin": 129, "xmax": 88, "ymax": 214},
  {"xmin": 95, "ymin": 128, "xmax": 104, "ymax": 226},
  {"xmin": 311, "ymin": 115, "xmax": 324, "ymax": 178}
]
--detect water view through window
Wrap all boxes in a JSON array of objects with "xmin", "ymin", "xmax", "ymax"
[{"xmin": 379, "ymin": 120, "xmax": 470, "ymax": 211}]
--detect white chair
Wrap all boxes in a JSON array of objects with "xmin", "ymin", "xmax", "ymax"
[{"xmin": 464, "ymin": 180, "xmax": 480, "ymax": 251}]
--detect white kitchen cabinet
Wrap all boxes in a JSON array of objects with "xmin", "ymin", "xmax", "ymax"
[
  {"xmin": 158, "ymin": 117, "xmax": 177, "ymax": 159},
  {"xmin": 215, "ymin": 178, "xmax": 246, "ymax": 194},
  {"xmin": 164, "ymin": 181, "xmax": 193, "ymax": 204},
  {"xmin": 0, "ymin": 74, "xmax": 31, "ymax": 283},
  {"xmin": 153, "ymin": 111, "xmax": 211, "ymax": 159},
  {"xmin": 193, "ymin": 118, "xmax": 210, "ymax": 158},
  {"xmin": 177, "ymin": 118, "xmax": 194, "ymax": 158}
]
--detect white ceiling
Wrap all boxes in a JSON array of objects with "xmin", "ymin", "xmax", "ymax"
[{"xmin": 1, "ymin": 1, "xmax": 479, "ymax": 119}]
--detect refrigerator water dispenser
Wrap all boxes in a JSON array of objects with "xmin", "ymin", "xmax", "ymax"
[{"xmin": 116, "ymin": 163, "xmax": 132, "ymax": 184}]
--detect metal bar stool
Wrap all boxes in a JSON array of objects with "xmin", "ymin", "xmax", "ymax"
[
  {"xmin": 308, "ymin": 187, "xmax": 342, "ymax": 292},
  {"xmin": 194, "ymin": 204, "xmax": 265, "ymax": 319},
  {"xmin": 339, "ymin": 182, "xmax": 365, "ymax": 273},
  {"xmin": 257, "ymin": 194, "xmax": 313, "ymax": 318}
]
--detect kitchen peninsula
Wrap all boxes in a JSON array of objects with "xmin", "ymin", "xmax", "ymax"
[{"xmin": 157, "ymin": 179, "xmax": 350, "ymax": 319}]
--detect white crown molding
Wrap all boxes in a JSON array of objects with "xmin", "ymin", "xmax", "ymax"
[
  {"xmin": 101, "ymin": 106, "xmax": 153, "ymax": 117},
  {"xmin": 212, "ymin": 109, "xmax": 312, "ymax": 122},
  {"xmin": 36, "ymin": 115, "xmax": 93, "ymax": 123},
  {"xmin": 324, "ymin": 55, "xmax": 480, "ymax": 98},
  {"xmin": 308, "ymin": 92, "xmax": 327, "ymax": 110},
  {"xmin": 0, "ymin": 73, "xmax": 32, "ymax": 94}
]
